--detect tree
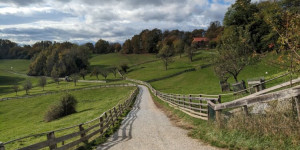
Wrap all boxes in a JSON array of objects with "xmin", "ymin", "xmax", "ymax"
[
  {"xmin": 12, "ymin": 84, "xmax": 19, "ymax": 96},
  {"xmin": 205, "ymin": 21, "xmax": 223, "ymax": 40},
  {"xmin": 110, "ymin": 67, "xmax": 118, "ymax": 78},
  {"xmin": 84, "ymin": 42, "xmax": 95, "ymax": 53},
  {"xmin": 99, "ymin": 69, "xmax": 109, "ymax": 80},
  {"xmin": 39, "ymin": 76, "xmax": 47, "ymax": 91},
  {"xmin": 214, "ymin": 27, "xmax": 253, "ymax": 83},
  {"xmin": 173, "ymin": 39, "xmax": 185, "ymax": 58},
  {"xmin": 121, "ymin": 39, "xmax": 132, "ymax": 54},
  {"xmin": 119, "ymin": 63, "xmax": 129, "ymax": 73},
  {"xmin": 158, "ymin": 44, "xmax": 174, "ymax": 70},
  {"xmin": 223, "ymin": 0, "xmax": 258, "ymax": 27},
  {"xmin": 23, "ymin": 80, "xmax": 32, "ymax": 95},
  {"xmin": 51, "ymin": 67, "xmax": 60, "ymax": 84},
  {"xmin": 90, "ymin": 67, "xmax": 100, "ymax": 80},
  {"xmin": 185, "ymin": 45, "xmax": 195, "ymax": 62},
  {"xmin": 79, "ymin": 69, "xmax": 87, "ymax": 80},
  {"xmin": 71, "ymin": 74, "xmax": 80, "ymax": 86},
  {"xmin": 95, "ymin": 39, "xmax": 109, "ymax": 54}
]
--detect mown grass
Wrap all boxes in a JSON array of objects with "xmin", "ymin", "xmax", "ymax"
[
  {"xmin": 150, "ymin": 88, "xmax": 300, "ymax": 150},
  {"xmin": 0, "ymin": 59, "xmax": 131, "ymax": 98},
  {"xmin": 89, "ymin": 53, "xmax": 158, "ymax": 68},
  {"xmin": 0, "ymin": 86, "xmax": 136, "ymax": 149}
]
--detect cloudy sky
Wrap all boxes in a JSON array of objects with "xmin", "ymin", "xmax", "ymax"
[{"xmin": 0, "ymin": 0, "xmax": 238, "ymax": 45}]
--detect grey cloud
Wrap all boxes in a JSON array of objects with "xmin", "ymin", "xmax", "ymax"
[
  {"xmin": 1, "ymin": 0, "xmax": 44, "ymax": 6},
  {"xmin": 0, "ymin": 11, "xmax": 74, "ymax": 25}
]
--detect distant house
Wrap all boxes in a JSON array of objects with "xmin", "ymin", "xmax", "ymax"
[{"xmin": 192, "ymin": 37, "xmax": 209, "ymax": 48}]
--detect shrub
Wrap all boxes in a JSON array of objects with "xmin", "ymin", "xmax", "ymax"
[{"xmin": 44, "ymin": 94, "xmax": 78, "ymax": 122}]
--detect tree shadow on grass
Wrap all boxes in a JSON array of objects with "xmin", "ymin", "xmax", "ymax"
[{"xmin": 0, "ymin": 75, "xmax": 25, "ymax": 94}]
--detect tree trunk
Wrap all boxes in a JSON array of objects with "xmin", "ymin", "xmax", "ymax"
[
  {"xmin": 233, "ymin": 76, "xmax": 239, "ymax": 83},
  {"xmin": 165, "ymin": 61, "xmax": 168, "ymax": 70}
]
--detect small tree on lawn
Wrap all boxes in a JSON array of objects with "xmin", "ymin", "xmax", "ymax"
[
  {"xmin": 39, "ymin": 76, "xmax": 47, "ymax": 91},
  {"xmin": 214, "ymin": 27, "xmax": 253, "ymax": 83},
  {"xmin": 100, "ymin": 69, "xmax": 109, "ymax": 80},
  {"xmin": 71, "ymin": 74, "xmax": 80, "ymax": 86},
  {"xmin": 158, "ymin": 44, "xmax": 174, "ymax": 70},
  {"xmin": 173, "ymin": 39, "xmax": 185, "ymax": 58},
  {"xmin": 110, "ymin": 67, "xmax": 117, "ymax": 78},
  {"xmin": 119, "ymin": 63, "xmax": 129, "ymax": 73},
  {"xmin": 51, "ymin": 67, "xmax": 60, "ymax": 84},
  {"xmin": 79, "ymin": 69, "xmax": 88, "ymax": 80},
  {"xmin": 23, "ymin": 80, "xmax": 32, "ymax": 95},
  {"xmin": 185, "ymin": 44, "xmax": 195, "ymax": 62},
  {"xmin": 90, "ymin": 67, "xmax": 100, "ymax": 80},
  {"xmin": 12, "ymin": 84, "xmax": 19, "ymax": 95}
]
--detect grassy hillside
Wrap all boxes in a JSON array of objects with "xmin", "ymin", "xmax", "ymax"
[
  {"xmin": 90, "ymin": 53, "xmax": 158, "ymax": 68},
  {"xmin": 0, "ymin": 86, "xmax": 135, "ymax": 149},
  {"xmin": 0, "ymin": 59, "xmax": 129, "ymax": 98},
  {"xmin": 88, "ymin": 51, "xmax": 288, "ymax": 96}
]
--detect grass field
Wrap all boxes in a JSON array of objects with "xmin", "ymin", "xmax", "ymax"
[
  {"xmin": 0, "ymin": 86, "xmax": 136, "ymax": 149},
  {"xmin": 0, "ymin": 59, "xmax": 129, "ymax": 98}
]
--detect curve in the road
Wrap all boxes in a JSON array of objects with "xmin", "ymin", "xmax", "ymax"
[{"xmin": 97, "ymin": 85, "xmax": 217, "ymax": 150}]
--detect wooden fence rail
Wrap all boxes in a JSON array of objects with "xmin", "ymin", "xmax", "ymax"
[
  {"xmin": 126, "ymin": 78, "xmax": 219, "ymax": 120},
  {"xmin": 0, "ymin": 87, "xmax": 139, "ymax": 150},
  {"xmin": 208, "ymin": 85, "xmax": 300, "ymax": 122}
]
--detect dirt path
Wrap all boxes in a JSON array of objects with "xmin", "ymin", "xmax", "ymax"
[{"xmin": 97, "ymin": 85, "xmax": 217, "ymax": 150}]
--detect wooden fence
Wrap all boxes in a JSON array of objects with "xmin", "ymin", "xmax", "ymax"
[
  {"xmin": 208, "ymin": 85, "xmax": 300, "ymax": 122},
  {"xmin": 0, "ymin": 83, "xmax": 136, "ymax": 102},
  {"xmin": 127, "ymin": 77, "xmax": 300, "ymax": 121},
  {"xmin": 126, "ymin": 78, "xmax": 219, "ymax": 120},
  {"xmin": 0, "ymin": 87, "xmax": 139, "ymax": 150}
]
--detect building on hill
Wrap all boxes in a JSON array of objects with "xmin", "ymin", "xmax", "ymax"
[{"xmin": 192, "ymin": 37, "xmax": 209, "ymax": 48}]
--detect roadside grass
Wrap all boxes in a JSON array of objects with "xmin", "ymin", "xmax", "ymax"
[
  {"xmin": 150, "ymin": 88, "xmax": 300, "ymax": 150},
  {"xmin": 0, "ymin": 86, "xmax": 136, "ymax": 149}
]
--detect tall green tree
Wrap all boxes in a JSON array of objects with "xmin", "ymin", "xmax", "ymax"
[{"xmin": 95, "ymin": 39, "xmax": 109, "ymax": 54}]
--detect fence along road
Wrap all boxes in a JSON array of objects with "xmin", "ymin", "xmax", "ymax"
[{"xmin": 97, "ymin": 85, "xmax": 217, "ymax": 150}]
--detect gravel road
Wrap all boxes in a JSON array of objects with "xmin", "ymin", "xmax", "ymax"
[{"xmin": 97, "ymin": 85, "xmax": 217, "ymax": 150}]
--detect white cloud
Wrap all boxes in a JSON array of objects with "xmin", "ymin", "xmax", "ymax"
[{"xmin": 0, "ymin": 0, "xmax": 234, "ymax": 44}]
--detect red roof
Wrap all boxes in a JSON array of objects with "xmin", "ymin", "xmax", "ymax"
[{"xmin": 192, "ymin": 37, "xmax": 209, "ymax": 42}]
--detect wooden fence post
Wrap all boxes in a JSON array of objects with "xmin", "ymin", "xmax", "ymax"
[
  {"xmin": 189, "ymin": 95, "xmax": 192, "ymax": 110},
  {"xmin": 183, "ymin": 95, "xmax": 185, "ymax": 108},
  {"xmin": 199, "ymin": 94, "xmax": 202, "ymax": 114},
  {"xmin": 295, "ymin": 96, "xmax": 300, "ymax": 122},
  {"xmin": 79, "ymin": 124, "xmax": 88, "ymax": 144},
  {"xmin": 47, "ymin": 131, "xmax": 57, "ymax": 150},
  {"xmin": 0, "ymin": 142, "xmax": 5, "ymax": 150},
  {"xmin": 208, "ymin": 100, "xmax": 216, "ymax": 121},
  {"xmin": 99, "ymin": 116, "xmax": 104, "ymax": 135},
  {"xmin": 110, "ymin": 109, "xmax": 114, "ymax": 126}
]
